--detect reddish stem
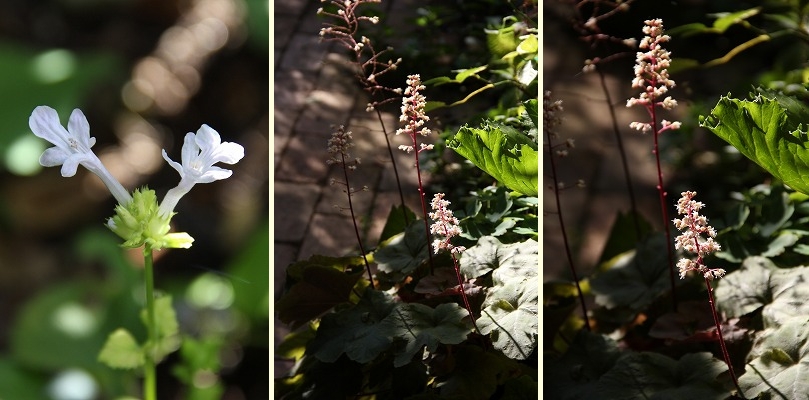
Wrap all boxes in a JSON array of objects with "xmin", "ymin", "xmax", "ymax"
[
  {"xmin": 545, "ymin": 119, "xmax": 590, "ymax": 331},
  {"xmin": 646, "ymin": 73, "xmax": 678, "ymax": 312},
  {"xmin": 340, "ymin": 152, "xmax": 374, "ymax": 289}
]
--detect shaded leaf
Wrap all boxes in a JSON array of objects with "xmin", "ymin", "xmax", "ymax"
[
  {"xmin": 435, "ymin": 345, "xmax": 522, "ymax": 399},
  {"xmin": 375, "ymin": 220, "xmax": 430, "ymax": 281},
  {"xmin": 590, "ymin": 233, "xmax": 673, "ymax": 311},
  {"xmin": 598, "ymin": 210, "xmax": 653, "ymax": 265},
  {"xmin": 544, "ymin": 330, "xmax": 622, "ymax": 399},
  {"xmin": 383, "ymin": 303, "xmax": 472, "ymax": 367},
  {"xmin": 378, "ymin": 204, "xmax": 417, "ymax": 244},
  {"xmin": 277, "ymin": 257, "xmax": 363, "ymax": 329},
  {"xmin": 139, "ymin": 296, "xmax": 180, "ymax": 362},
  {"xmin": 307, "ymin": 290, "xmax": 396, "ymax": 364},
  {"xmin": 596, "ymin": 352, "xmax": 729, "ymax": 399}
]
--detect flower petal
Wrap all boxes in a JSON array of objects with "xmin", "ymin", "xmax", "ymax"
[
  {"xmin": 161, "ymin": 149, "xmax": 184, "ymax": 177},
  {"xmin": 67, "ymin": 108, "xmax": 95, "ymax": 151},
  {"xmin": 180, "ymin": 132, "xmax": 198, "ymax": 167},
  {"xmin": 195, "ymin": 166, "xmax": 233, "ymax": 183},
  {"xmin": 29, "ymin": 106, "xmax": 70, "ymax": 147},
  {"xmin": 39, "ymin": 147, "xmax": 70, "ymax": 167}
]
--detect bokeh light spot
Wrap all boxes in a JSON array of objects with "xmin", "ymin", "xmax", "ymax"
[
  {"xmin": 32, "ymin": 49, "xmax": 77, "ymax": 84},
  {"xmin": 6, "ymin": 134, "xmax": 45, "ymax": 176}
]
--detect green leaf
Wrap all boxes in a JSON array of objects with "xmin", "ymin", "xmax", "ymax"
[
  {"xmin": 140, "ymin": 295, "xmax": 180, "ymax": 362},
  {"xmin": 435, "ymin": 345, "xmax": 523, "ymax": 398},
  {"xmin": 715, "ymin": 256, "xmax": 809, "ymax": 328},
  {"xmin": 597, "ymin": 210, "xmax": 653, "ymax": 264},
  {"xmin": 544, "ymin": 331, "xmax": 622, "ymax": 398},
  {"xmin": 478, "ymin": 278, "xmax": 538, "ymax": 360},
  {"xmin": 374, "ymin": 220, "xmax": 430, "ymax": 281},
  {"xmin": 590, "ymin": 233, "xmax": 674, "ymax": 311},
  {"xmin": 699, "ymin": 92, "xmax": 809, "ymax": 195},
  {"xmin": 740, "ymin": 316, "xmax": 809, "ymax": 399},
  {"xmin": 378, "ymin": 204, "xmax": 417, "ymax": 244},
  {"xmin": 596, "ymin": 352, "xmax": 729, "ymax": 399},
  {"xmin": 384, "ymin": 303, "xmax": 473, "ymax": 367},
  {"xmin": 448, "ymin": 122, "xmax": 538, "ymax": 196},
  {"xmin": 98, "ymin": 329, "xmax": 144, "ymax": 369},
  {"xmin": 277, "ymin": 255, "xmax": 364, "ymax": 329},
  {"xmin": 459, "ymin": 236, "xmax": 538, "ymax": 280},
  {"xmin": 711, "ymin": 8, "xmax": 761, "ymax": 33},
  {"xmin": 307, "ymin": 290, "xmax": 396, "ymax": 364}
]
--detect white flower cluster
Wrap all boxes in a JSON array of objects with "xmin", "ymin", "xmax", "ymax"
[
  {"xmin": 429, "ymin": 193, "xmax": 466, "ymax": 255},
  {"xmin": 673, "ymin": 191, "xmax": 725, "ymax": 280}
]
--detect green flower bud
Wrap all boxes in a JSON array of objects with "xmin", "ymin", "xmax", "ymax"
[{"xmin": 107, "ymin": 187, "xmax": 194, "ymax": 250}]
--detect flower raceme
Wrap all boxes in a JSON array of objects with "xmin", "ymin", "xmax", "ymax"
[
  {"xmin": 429, "ymin": 193, "xmax": 466, "ymax": 255},
  {"xmin": 673, "ymin": 191, "xmax": 725, "ymax": 281},
  {"xmin": 29, "ymin": 106, "xmax": 244, "ymax": 249},
  {"xmin": 396, "ymin": 74, "xmax": 434, "ymax": 154},
  {"xmin": 626, "ymin": 19, "xmax": 681, "ymax": 134}
]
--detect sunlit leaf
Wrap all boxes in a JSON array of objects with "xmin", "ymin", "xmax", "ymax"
[
  {"xmin": 478, "ymin": 278, "xmax": 538, "ymax": 360},
  {"xmin": 700, "ymin": 91, "xmax": 809, "ymax": 195},
  {"xmin": 715, "ymin": 256, "xmax": 809, "ymax": 328},
  {"xmin": 448, "ymin": 122, "xmax": 538, "ymax": 196},
  {"xmin": 460, "ymin": 236, "xmax": 538, "ymax": 279},
  {"xmin": 740, "ymin": 316, "xmax": 809, "ymax": 399}
]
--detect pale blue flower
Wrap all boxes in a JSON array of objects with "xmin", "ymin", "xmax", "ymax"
[
  {"xmin": 29, "ymin": 106, "xmax": 132, "ymax": 205},
  {"xmin": 158, "ymin": 124, "xmax": 244, "ymax": 216}
]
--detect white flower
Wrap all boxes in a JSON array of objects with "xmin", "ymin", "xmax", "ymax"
[
  {"xmin": 29, "ymin": 106, "xmax": 132, "ymax": 205},
  {"xmin": 158, "ymin": 124, "xmax": 244, "ymax": 216}
]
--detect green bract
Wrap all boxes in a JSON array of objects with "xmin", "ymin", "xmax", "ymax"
[{"xmin": 107, "ymin": 188, "xmax": 193, "ymax": 250}]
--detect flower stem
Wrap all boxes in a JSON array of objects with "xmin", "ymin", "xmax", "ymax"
[
  {"xmin": 451, "ymin": 253, "xmax": 479, "ymax": 334},
  {"xmin": 545, "ymin": 115, "xmax": 590, "ymax": 331},
  {"xmin": 649, "ymin": 101, "xmax": 678, "ymax": 312},
  {"xmin": 597, "ymin": 68, "xmax": 642, "ymax": 241},
  {"xmin": 704, "ymin": 276, "xmax": 744, "ymax": 398},
  {"xmin": 413, "ymin": 143, "xmax": 435, "ymax": 274},
  {"xmin": 374, "ymin": 108, "xmax": 409, "ymax": 225},
  {"xmin": 341, "ymin": 152, "xmax": 374, "ymax": 288},
  {"xmin": 142, "ymin": 244, "xmax": 157, "ymax": 400}
]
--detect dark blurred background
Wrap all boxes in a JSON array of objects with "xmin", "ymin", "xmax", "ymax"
[{"xmin": 0, "ymin": 0, "xmax": 268, "ymax": 398}]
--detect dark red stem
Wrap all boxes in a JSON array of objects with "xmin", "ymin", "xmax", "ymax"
[{"xmin": 341, "ymin": 152, "xmax": 374, "ymax": 289}]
